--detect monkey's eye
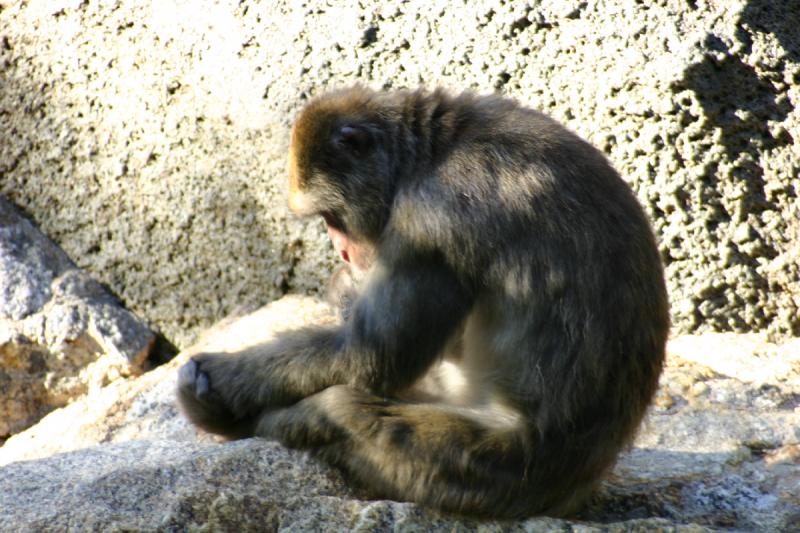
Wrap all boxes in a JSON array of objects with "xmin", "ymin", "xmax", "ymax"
[
  {"xmin": 321, "ymin": 210, "xmax": 346, "ymax": 232},
  {"xmin": 332, "ymin": 125, "xmax": 372, "ymax": 158}
]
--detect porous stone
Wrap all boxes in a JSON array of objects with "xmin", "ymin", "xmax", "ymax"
[
  {"xmin": 0, "ymin": 196, "xmax": 154, "ymax": 437},
  {"xmin": 0, "ymin": 0, "xmax": 797, "ymax": 348}
]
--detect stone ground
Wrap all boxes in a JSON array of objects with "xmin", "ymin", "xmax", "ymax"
[
  {"xmin": 0, "ymin": 196, "xmax": 154, "ymax": 438},
  {"xmin": 1, "ymin": 297, "xmax": 798, "ymax": 532}
]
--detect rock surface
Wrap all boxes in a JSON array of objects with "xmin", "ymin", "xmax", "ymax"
[
  {"xmin": 0, "ymin": 295, "xmax": 336, "ymax": 464},
  {"xmin": 1, "ymin": 0, "xmax": 798, "ymax": 347},
  {"xmin": 0, "ymin": 439, "xmax": 711, "ymax": 533},
  {"xmin": 1, "ymin": 296, "xmax": 798, "ymax": 532},
  {"xmin": 0, "ymin": 197, "xmax": 154, "ymax": 438}
]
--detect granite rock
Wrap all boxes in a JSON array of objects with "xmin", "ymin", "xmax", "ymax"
[
  {"xmin": 0, "ymin": 196, "xmax": 154, "ymax": 438},
  {"xmin": 1, "ymin": 297, "xmax": 798, "ymax": 531}
]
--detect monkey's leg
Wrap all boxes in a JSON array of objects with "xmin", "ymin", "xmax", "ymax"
[
  {"xmin": 254, "ymin": 385, "xmax": 537, "ymax": 517},
  {"xmin": 178, "ymin": 256, "xmax": 473, "ymax": 439},
  {"xmin": 176, "ymin": 327, "xmax": 346, "ymax": 438}
]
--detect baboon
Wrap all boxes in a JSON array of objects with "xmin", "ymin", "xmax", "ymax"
[{"xmin": 178, "ymin": 86, "xmax": 669, "ymax": 518}]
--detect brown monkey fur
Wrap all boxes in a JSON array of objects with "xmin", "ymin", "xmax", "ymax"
[{"xmin": 178, "ymin": 87, "xmax": 669, "ymax": 518}]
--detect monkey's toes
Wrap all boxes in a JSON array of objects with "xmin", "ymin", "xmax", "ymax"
[{"xmin": 178, "ymin": 358, "xmax": 212, "ymax": 401}]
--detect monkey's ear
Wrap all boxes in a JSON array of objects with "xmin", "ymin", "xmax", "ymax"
[{"xmin": 333, "ymin": 125, "xmax": 372, "ymax": 157}]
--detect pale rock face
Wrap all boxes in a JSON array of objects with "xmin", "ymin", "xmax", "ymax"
[{"xmin": 0, "ymin": 0, "xmax": 798, "ymax": 348}]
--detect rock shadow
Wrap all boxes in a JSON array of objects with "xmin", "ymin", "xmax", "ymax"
[
  {"xmin": 672, "ymin": 0, "xmax": 796, "ymax": 223},
  {"xmin": 739, "ymin": 0, "xmax": 800, "ymax": 63},
  {"xmin": 675, "ymin": 31, "xmax": 792, "ymax": 219},
  {"xmin": 580, "ymin": 447, "xmax": 794, "ymax": 531}
]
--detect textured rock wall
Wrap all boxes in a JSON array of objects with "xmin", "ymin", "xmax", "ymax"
[{"xmin": 1, "ymin": 0, "xmax": 798, "ymax": 347}]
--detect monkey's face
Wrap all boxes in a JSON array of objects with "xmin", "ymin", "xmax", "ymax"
[{"xmin": 323, "ymin": 214, "xmax": 374, "ymax": 274}]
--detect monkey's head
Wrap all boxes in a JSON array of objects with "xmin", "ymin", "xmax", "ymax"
[{"xmin": 288, "ymin": 87, "xmax": 400, "ymax": 272}]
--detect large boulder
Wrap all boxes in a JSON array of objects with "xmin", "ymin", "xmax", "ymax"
[
  {"xmin": 1, "ymin": 296, "xmax": 798, "ymax": 531},
  {"xmin": 0, "ymin": 197, "xmax": 154, "ymax": 438},
  {"xmin": 1, "ymin": 1, "xmax": 797, "ymax": 347}
]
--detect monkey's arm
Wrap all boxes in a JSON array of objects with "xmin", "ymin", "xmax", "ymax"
[
  {"xmin": 345, "ymin": 253, "xmax": 474, "ymax": 393},
  {"xmin": 177, "ymin": 253, "xmax": 473, "ymax": 436}
]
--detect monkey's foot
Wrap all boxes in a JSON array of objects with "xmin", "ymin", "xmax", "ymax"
[
  {"xmin": 178, "ymin": 358, "xmax": 213, "ymax": 401},
  {"xmin": 177, "ymin": 356, "xmax": 253, "ymax": 438}
]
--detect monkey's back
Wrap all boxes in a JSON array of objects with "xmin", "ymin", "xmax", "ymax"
[{"xmin": 392, "ymin": 91, "xmax": 670, "ymax": 513}]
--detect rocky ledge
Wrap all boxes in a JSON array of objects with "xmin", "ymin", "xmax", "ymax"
[{"xmin": 1, "ymin": 293, "xmax": 798, "ymax": 531}]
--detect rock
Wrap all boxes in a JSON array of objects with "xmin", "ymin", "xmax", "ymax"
[
  {"xmin": 0, "ymin": 439, "xmax": 705, "ymax": 533},
  {"xmin": 0, "ymin": 1, "xmax": 797, "ymax": 347},
  {"xmin": 1, "ymin": 296, "xmax": 798, "ymax": 531},
  {"xmin": 0, "ymin": 294, "xmax": 336, "ymax": 464},
  {"xmin": 0, "ymin": 196, "xmax": 154, "ymax": 438},
  {"xmin": 0, "ymin": 439, "xmax": 356, "ymax": 532}
]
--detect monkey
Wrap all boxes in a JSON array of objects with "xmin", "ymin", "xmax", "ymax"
[{"xmin": 177, "ymin": 86, "xmax": 670, "ymax": 518}]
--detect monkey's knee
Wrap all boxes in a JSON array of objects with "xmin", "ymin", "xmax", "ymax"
[
  {"xmin": 254, "ymin": 386, "xmax": 358, "ymax": 447},
  {"xmin": 313, "ymin": 384, "xmax": 370, "ymax": 409}
]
